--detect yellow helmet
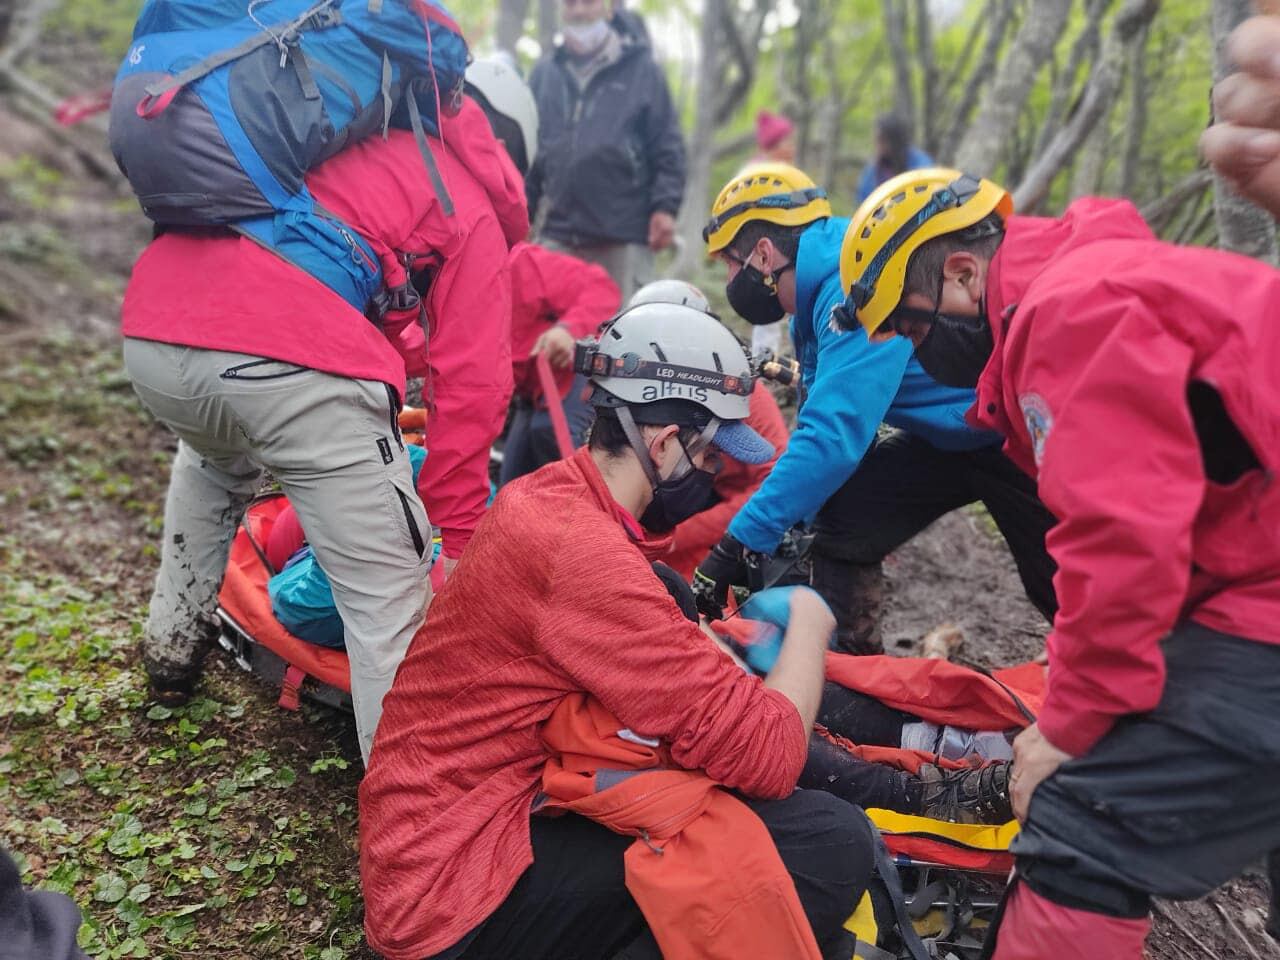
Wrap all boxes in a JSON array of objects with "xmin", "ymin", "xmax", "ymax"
[
  {"xmin": 703, "ymin": 163, "xmax": 832, "ymax": 255},
  {"xmin": 836, "ymin": 168, "xmax": 1012, "ymax": 337}
]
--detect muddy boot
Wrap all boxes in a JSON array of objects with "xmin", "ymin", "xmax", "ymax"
[
  {"xmin": 916, "ymin": 761, "xmax": 1013, "ymax": 824},
  {"xmin": 810, "ymin": 557, "xmax": 885, "ymax": 655},
  {"xmin": 142, "ymin": 616, "xmax": 219, "ymax": 707}
]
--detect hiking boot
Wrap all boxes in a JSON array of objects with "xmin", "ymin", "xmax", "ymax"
[
  {"xmin": 148, "ymin": 671, "xmax": 196, "ymax": 708},
  {"xmin": 917, "ymin": 760, "xmax": 1013, "ymax": 824},
  {"xmin": 810, "ymin": 556, "xmax": 885, "ymax": 655}
]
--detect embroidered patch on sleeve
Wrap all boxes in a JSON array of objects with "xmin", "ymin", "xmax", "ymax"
[{"xmin": 1019, "ymin": 393, "xmax": 1053, "ymax": 467}]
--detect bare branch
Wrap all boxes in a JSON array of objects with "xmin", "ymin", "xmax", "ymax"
[
  {"xmin": 940, "ymin": 0, "xmax": 1016, "ymax": 163},
  {"xmin": 0, "ymin": 0, "xmax": 59, "ymax": 72},
  {"xmin": 914, "ymin": 0, "xmax": 939, "ymax": 154},
  {"xmin": 882, "ymin": 0, "xmax": 915, "ymax": 134},
  {"xmin": 1118, "ymin": 19, "xmax": 1151, "ymax": 198},
  {"xmin": 1030, "ymin": 0, "xmax": 1115, "ymax": 161},
  {"xmin": 955, "ymin": 0, "xmax": 1072, "ymax": 177},
  {"xmin": 1012, "ymin": 0, "xmax": 1161, "ymax": 213},
  {"xmin": 1139, "ymin": 168, "xmax": 1213, "ymax": 232}
]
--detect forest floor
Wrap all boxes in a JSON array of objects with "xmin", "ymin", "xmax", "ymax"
[{"xmin": 1, "ymin": 93, "xmax": 1276, "ymax": 960}]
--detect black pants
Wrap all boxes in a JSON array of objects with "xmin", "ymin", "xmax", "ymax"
[
  {"xmin": 498, "ymin": 377, "xmax": 595, "ymax": 487},
  {"xmin": 433, "ymin": 789, "xmax": 875, "ymax": 960},
  {"xmin": 1012, "ymin": 622, "xmax": 1280, "ymax": 917},
  {"xmin": 801, "ymin": 683, "xmax": 923, "ymax": 814},
  {"xmin": 813, "ymin": 430, "xmax": 1058, "ymax": 622}
]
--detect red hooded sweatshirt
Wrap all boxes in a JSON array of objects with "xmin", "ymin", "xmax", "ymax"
[
  {"xmin": 121, "ymin": 98, "xmax": 528, "ymax": 558},
  {"xmin": 507, "ymin": 242, "xmax": 620, "ymax": 401},
  {"xmin": 972, "ymin": 197, "xmax": 1280, "ymax": 757},
  {"xmin": 358, "ymin": 447, "xmax": 808, "ymax": 959}
]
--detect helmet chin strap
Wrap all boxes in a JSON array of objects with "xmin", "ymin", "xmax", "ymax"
[{"xmin": 616, "ymin": 406, "xmax": 719, "ymax": 489}]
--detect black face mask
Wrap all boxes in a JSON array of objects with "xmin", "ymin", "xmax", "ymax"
[
  {"xmin": 912, "ymin": 307, "xmax": 994, "ymax": 389},
  {"xmin": 726, "ymin": 260, "xmax": 788, "ymax": 326},
  {"xmin": 640, "ymin": 464, "xmax": 717, "ymax": 533}
]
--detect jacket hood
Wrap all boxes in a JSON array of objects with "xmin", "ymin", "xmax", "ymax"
[
  {"xmin": 973, "ymin": 198, "xmax": 1154, "ymax": 439},
  {"xmin": 441, "ymin": 98, "xmax": 530, "ymax": 249},
  {"xmin": 986, "ymin": 198, "xmax": 1154, "ymax": 339},
  {"xmin": 794, "ymin": 216, "xmax": 846, "ymax": 324}
]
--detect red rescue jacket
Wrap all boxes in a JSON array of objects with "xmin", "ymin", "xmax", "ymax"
[
  {"xmin": 121, "ymin": 98, "xmax": 527, "ymax": 559},
  {"xmin": 359, "ymin": 447, "xmax": 807, "ymax": 959},
  {"xmin": 508, "ymin": 242, "xmax": 620, "ymax": 401},
  {"xmin": 538, "ymin": 694, "xmax": 820, "ymax": 960},
  {"xmin": 972, "ymin": 198, "xmax": 1280, "ymax": 756}
]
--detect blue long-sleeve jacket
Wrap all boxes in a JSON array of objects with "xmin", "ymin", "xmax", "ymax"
[
  {"xmin": 727, "ymin": 217, "xmax": 999, "ymax": 554},
  {"xmin": 856, "ymin": 147, "xmax": 935, "ymax": 205}
]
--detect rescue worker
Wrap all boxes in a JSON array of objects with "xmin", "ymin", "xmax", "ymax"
[
  {"xmin": 626, "ymin": 279, "xmax": 790, "ymax": 579},
  {"xmin": 121, "ymin": 92, "xmax": 526, "ymax": 762},
  {"xmin": 693, "ymin": 163, "xmax": 1057, "ymax": 655},
  {"xmin": 500, "ymin": 243, "xmax": 620, "ymax": 484},
  {"xmin": 467, "ymin": 55, "xmax": 622, "ymax": 485},
  {"xmin": 833, "ymin": 166, "xmax": 1280, "ymax": 959},
  {"xmin": 359, "ymin": 303, "xmax": 874, "ymax": 960}
]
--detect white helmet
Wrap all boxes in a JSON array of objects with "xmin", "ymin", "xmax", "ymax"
[
  {"xmin": 465, "ymin": 57, "xmax": 539, "ymax": 173},
  {"xmin": 628, "ymin": 279, "xmax": 712, "ymax": 314},
  {"xmin": 575, "ymin": 302, "xmax": 773, "ymax": 465}
]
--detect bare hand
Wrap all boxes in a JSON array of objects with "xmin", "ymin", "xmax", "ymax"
[
  {"xmin": 1009, "ymin": 723, "xmax": 1073, "ymax": 823},
  {"xmin": 788, "ymin": 587, "xmax": 836, "ymax": 644},
  {"xmin": 442, "ymin": 555, "xmax": 460, "ymax": 580},
  {"xmin": 531, "ymin": 325, "xmax": 575, "ymax": 369},
  {"xmin": 1201, "ymin": 15, "xmax": 1280, "ymax": 217},
  {"xmin": 648, "ymin": 210, "xmax": 677, "ymax": 251}
]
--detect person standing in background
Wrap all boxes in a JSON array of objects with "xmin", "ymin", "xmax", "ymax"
[
  {"xmin": 855, "ymin": 113, "xmax": 934, "ymax": 204},
  {"xmin": 526, "ymin": 0, "xmax": 686, "ymax": 300}
]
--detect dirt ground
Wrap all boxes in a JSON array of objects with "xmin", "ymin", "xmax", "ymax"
[{"xmin": 1, "ymin": 98, "xmax": 1277, "ymax": 959}]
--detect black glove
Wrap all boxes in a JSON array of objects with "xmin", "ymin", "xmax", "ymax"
[{"xmin": 692, "ymin": 534, "xmax": 747, "ymax": 621}]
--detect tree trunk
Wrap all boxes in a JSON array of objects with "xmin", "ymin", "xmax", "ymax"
[
  {"xmin": 1030, "ymin": 0, "xmax": 1114, "ymax": 161},
  {"xmin": 495, "ymin": 0, "xmax": 531, "ymax": 58},
  {"xmin": 882, "ymin": 0, "xmax": 916, "ymax": 135},
  {"xmin": 939, "ymin": 0, "xmax": 1015, "ymax": 163},
  {"xmin": 1013, "ymin": 0, "xmax": 1160, "ymax": 212},
  {"xmin": 1210, "ymin": 0, "xmax": 1278, "ymax": 263},
  {"xmin": 954, "ymin": 0, "xmax": 1072, "ymax": 177},
  {"xmin": 913, "ymin": 0, "xmax": 939, "ymax": 155},
  {"xmin": 671, "ymin": 0, "xmax": 724, "ymax": 279},
  {"xmin": 1118, "ymin": 20, "xmax": 1150, "ymax": 198}
]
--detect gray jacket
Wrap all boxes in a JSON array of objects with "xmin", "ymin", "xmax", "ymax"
[{"xmin": 527, "ymin": 13, "xmax": 686, "ymax": 247}]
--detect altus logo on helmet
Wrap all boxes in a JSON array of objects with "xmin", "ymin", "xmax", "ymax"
[{"xmin": 641, "ymin": 381, "xmax": 711, "ymax": 403}]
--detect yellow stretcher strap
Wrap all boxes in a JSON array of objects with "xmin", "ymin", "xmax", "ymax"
[{"xmin": 866, "ymin": 809, "xmax": 1021, "ymax": 851}]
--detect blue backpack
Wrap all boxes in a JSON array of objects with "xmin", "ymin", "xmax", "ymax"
[{"xmin": 108, "ymin": 0, "xmax": 468, "ymax": 312}]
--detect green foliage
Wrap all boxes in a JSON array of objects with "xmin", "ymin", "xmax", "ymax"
[{"xmin": 3, "ymin": 334, "xmax": 368, "ymax": 956}]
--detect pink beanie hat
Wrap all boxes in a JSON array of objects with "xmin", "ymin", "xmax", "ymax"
[{"xmin": 755, "ymin": 110, "xmax": 794, "ymax": 151}]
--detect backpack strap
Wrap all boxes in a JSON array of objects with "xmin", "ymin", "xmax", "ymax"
[
  {"xmin": 138, "ymin": 0, "xmax": 338, "ymax": 113},
  {"xmin": 859, "ymin": 809, "xmax": 934, "ymax": 960},
  {"xmin": 404, "ymin": 83, "xmax": 456, "ymax": 217}
]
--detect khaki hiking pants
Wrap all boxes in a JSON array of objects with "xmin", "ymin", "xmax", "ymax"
[{"xmin": 123, "ymin": 338, "xmax": 432, "ymax": 764}]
